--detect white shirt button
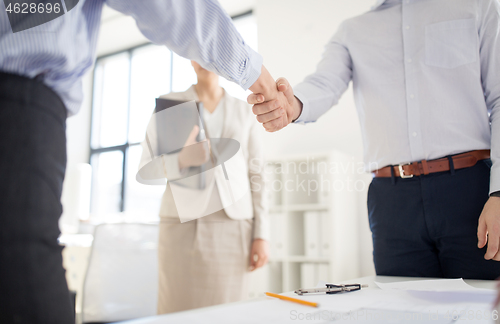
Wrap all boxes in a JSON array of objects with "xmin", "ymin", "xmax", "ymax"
[
  {"xmin": 407, "ymin": 58, "xmax": 413, "ymax": 63},
  {"xmin": 412, "ymin": 132, "xmax": 417, "ymax": 137},
  {"xmin": 410, "ymin": 94, "xmax": 415, "ymax": 99},
  {"xmin": 405, "ymin": 25, "xmax": 410, "ymax": 30}
]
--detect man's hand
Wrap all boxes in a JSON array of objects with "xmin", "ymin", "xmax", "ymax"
[
  {"xmin": 477, "ymin": 196, "xmax": 500, "ymax": 260},
  {"xmin": 248, "ymin": 77, "xmax": 303, "ymax": 132},
  {"xmin": 249, "ymin": 239, "xmax": 269, "ymax": 271},
  {"xmin": 178, "ymin": 125, "xmax": 210, "ymax": 170},
  {"xmin": 248, "ymin": 65, "xmax": 279, "ymax": 102}
]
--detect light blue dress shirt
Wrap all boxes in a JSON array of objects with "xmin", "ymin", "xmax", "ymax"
[
  {"xmin": 294, "ymin": 0, "xmax": 500, "ymax": 194},
  {"xmin": 0, "ymin": 0, "xmax": 262, "ymax": 116}
]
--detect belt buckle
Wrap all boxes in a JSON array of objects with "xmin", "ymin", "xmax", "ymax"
[{"xmin": 398, "ymin": 163, "xmax": 413, "ymax": 179}]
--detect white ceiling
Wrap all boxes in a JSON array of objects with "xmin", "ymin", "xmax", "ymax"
[{"xmin": 101, "ymin": 0, "xmax": 255, "ymax": 23}]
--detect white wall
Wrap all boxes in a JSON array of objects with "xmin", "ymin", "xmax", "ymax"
[
  {"xmin": 63, "ymin": 0, "xmax": 376, "ymax": 277},
  {"xmin": 255, "ymin": 0, "xmax": 375, "ymax": 277}
]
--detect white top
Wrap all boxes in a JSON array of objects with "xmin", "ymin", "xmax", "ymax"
[
  {"xmin": 202, "ymin": 96, "xmax": 225, "ymax": 140},
  {"xmin": 200, "ymin": 95, "xmax": 225, "ymax": 214}
]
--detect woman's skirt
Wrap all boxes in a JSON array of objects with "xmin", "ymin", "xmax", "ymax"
[{"xmin": 157, "ymin": 210, "xmax": 253, "ymax": 314}]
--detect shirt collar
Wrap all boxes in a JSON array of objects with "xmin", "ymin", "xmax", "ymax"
[
  {"xmin": 371, "ymin": 0, "xmax": 401, "ymax": 10},
  {"xmin": 372, "ymin": 0, "xmax": 386, "ymax": 10}
]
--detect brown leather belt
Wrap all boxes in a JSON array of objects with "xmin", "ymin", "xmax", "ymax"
[{"xmin": 373, "ymin": 150, "xmax": 490, "ymax": 178}]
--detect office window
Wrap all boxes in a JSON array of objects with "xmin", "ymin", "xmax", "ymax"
[{"xmin": 90, "ymin": 12, "xmax": 257, "ymax": 221}]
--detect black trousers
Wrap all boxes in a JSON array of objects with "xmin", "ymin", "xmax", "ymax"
[
  {"xmin": 0, "ymin": 72, "xmax": 74, "ymax": 323},
  {"xmin": 368, "ymin": 158, "xmax": 500, "ymax": 280}
]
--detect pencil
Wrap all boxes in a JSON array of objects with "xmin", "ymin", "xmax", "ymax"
[{"xmin": 265, "ymin": 292, "xmax": 319, "ymax": 308}]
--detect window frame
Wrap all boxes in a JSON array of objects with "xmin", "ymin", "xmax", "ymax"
[{"xmin": 89, "ymin": 42, "xmax": 174, "ymax": 213}]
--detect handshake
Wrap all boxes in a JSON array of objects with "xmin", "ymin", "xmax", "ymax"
[{"xmin": 247, "ymin": 66, "xmax": 304, "ymax": 132}]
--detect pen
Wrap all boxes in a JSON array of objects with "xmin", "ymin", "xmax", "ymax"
[
  {"xmin": 295, "ymin": 284, "xmax": 369, "ymax": 296},
  {"xmin": 265, "ymin": 292, "xmax": 319, "ymax": 308}
]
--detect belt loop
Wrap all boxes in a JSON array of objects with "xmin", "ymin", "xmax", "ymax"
[
  {"xmin": 421, "ymin": 160, "xmax": 429, "ymax": 175},
  {"xmin": 390, "ymin": 165, "xmax": 396, "ymax": 185},
  {"xmin": 447, "ymin": 156, "xmax": 455, "ymax": 175}
]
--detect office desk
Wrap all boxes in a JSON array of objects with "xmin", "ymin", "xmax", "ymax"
[{"xmin": 119, "ymin": 276, "xmax": 497, "ymax": 324}]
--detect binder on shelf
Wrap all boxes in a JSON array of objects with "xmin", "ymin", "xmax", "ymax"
[
  {"xmin": 304, "ymin": 211, "xmax": 320, "ymax": 256},
  {"xmin": 308, "ymin": 160, "xmax": 320, "ymax": 204},
  {"xmin": 285, "ymin": 168, "xmax": 309, "ymax": 205},
  {"xmin": 315, "ymin": 158, "xmax": 330, "ymax": 204},
  {"xmin": 317, "ymin": 264, "xmax": 329, "ymax": 282},
  {"xmin": 318, "ymin": 189, "xmax": 330, "ymax": 205},
  {"xmin": 300, "ymin": 263, "xmax": 316, "ymax": 289},
  {"xmin": 270, "ymin": 213, "xmax": 286, "ymax": 258},
  {"xmin": 266, "ymin": 163, "xmax": 282, "ymax": 206},
  {"xmin": 319, "ymin": 212, "xmax": 331, "ymax": 256}
]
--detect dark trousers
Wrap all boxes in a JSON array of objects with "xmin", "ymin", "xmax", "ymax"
[
  {"xmin": 368, "ymin": 158, "xmax": 500, "ymax": 280},
  {"xmin": 0, "ymin": 72, "xmax": 74, "ymax": 323}
]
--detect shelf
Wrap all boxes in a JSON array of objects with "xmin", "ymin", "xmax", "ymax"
[
  {"xmin": 258, "ymin": 154, "xmax": 339, "ymax": 295},
  {"xmin": 269, "ymin": 255, "xmax": 330, "ymax": 263},
  {"xmin": 269, "ymin": 204, "xmax": 329, "ymax": 213}
]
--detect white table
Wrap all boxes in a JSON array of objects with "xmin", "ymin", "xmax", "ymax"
[{"xmin": 119, "ymin": 276, "xmax": 498, "ymax": 324}]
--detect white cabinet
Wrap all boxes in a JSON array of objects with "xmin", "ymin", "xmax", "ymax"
[{"xmin": 248, "ymin": 151, "xmax": 365, "ymax": 296}]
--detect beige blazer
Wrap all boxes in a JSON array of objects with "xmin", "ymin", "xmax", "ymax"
[{"xmin": 138, "ymin": 86, "xmax": 269, "ymax": 240}]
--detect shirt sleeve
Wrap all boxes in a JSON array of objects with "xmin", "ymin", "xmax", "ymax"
[
  {"xmin": 105, "ymin": 0, "xmax": 262, "ymax": 90},
  {"xmin": 294, "ymin": 22, "xmax": 353, "ymax": 124},
  {"xmin": 479, "ymin": 0, "xmax": 500, "ymax": 194}
]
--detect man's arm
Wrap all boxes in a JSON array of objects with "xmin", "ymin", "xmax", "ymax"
[
  {"xmin": 248, "ymin": 22, "xmax": 353, "ymax": 131},
  {"xmin": 476, "ymin": 0, "xmax": 500, "ymax": 261},
  {"xmin": 106, "ymin": 0, "xmax": 278, "ymax": 100}
]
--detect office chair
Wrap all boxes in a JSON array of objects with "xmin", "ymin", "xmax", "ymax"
[{"xmin": 81, "ymin": 223, "xmax": 159, "ymax": 324}]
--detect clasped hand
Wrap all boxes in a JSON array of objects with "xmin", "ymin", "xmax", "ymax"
[{"xmin": 248, "ymin": 67, "xmax": 302, "ymax": 132}]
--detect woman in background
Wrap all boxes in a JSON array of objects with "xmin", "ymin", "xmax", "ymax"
[{"xmin": 140, "ymin": 61, "xmax": 269, "ymax": 314}]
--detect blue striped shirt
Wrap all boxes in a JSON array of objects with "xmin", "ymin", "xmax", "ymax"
[{"xmin": 0, "ymin": 0, "xmax": 263, "ymax": 115}]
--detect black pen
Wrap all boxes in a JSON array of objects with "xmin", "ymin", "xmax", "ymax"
[{"xmin": 295, "ymin": 284, "xmax": 369, "ymax": 296}]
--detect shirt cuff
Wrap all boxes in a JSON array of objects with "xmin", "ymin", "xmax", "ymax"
[
  {"xmin": 293, "ymin": 89, "xmax": 312, "ymax": 124},
  {"xmin": 239, "ymin": 47, "xmax": 263, "ymax": 90},
  {"xmin": 491, "ymin": 161, "xmax": 500, "ymax": 195}
]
